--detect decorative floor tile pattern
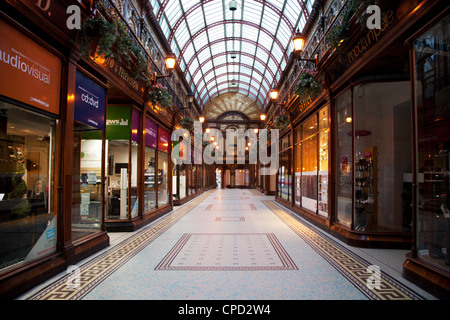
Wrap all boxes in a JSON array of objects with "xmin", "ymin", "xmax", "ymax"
[
  {"xmin": 249, "ymin": 189, "xmax": 264, "ymax": 196},
  {"xmin": 215, "ymin": 217, "xmax": 245, "ymax": 222},
  {"xmin": 155, "ymin": 233, "xmax": 298, "ymax": 271},
  {"xmin": 26, "ymin": 191, "xmax": 214, "ymax": 300},
  {"xmin": 263, "ymin": 200, "xmax": 424, "ymax": 300},
  {"xmin": 22, "ymin": 189, "xmax": 429, "ymax": 300},
  {"xmin": 205, "ymin": 203, "xmax": 257, "ymax": 211}
]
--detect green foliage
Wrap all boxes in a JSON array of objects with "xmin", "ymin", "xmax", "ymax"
[
  {"xmin": 294, "ymin": 70, "xmax": 322, "ymax": 101},
  {"xmin": 274, "ymin": 115, "xmax": 290, "ymax": 131},
  {"xmin": 8, "ymin": 174, "xmax": 30, "ymax": 219},
  {"xmin": 326, "ymin": 0, "xmax": 380, "ymax": 53},
  {"xmin": 77, "ymin": 16, "xmax": 116, "ymax": 58},
  {"xmin": 181, "ymin": 117, "xmax": 194, "ymax": 131},
  {"xmin": 147, "ymin": 83, "xmax": 173, "ymax": 110},
  {"xmin": 76, "ymin": 2, "xmax": 152, "ymax": 84}
]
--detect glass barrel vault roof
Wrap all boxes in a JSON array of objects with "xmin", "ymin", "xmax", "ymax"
[{"xmin": 148, "ymin": 0, "xmax": 314, "ymax": 111}]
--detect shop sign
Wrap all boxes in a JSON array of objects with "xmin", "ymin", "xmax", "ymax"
[
  {"xmin": 131, "ymin": 108, "xmax": 140, "ymax": 143},
  {"xmin": 346, "ymin": 10, "xmax": 395, "ymax": 65},
  {"xmin": 0, "ymin": 18, "xmax": 61, "ymax": 114},
  {"xmin": 158, "ymin": 127, "xmax": 170, "ymax": 153},
  {"xmin": 101, "ymin": 56, "xmax": 145, "ymax": 100},
  {"xmin": 145, "ymin": 118, "xmax": 158, "ymax": 149},
  {"xmin": 74, "ymin": 70, "xmax": 106, "ymax": 130},
  {"xmin": 106, "ymin": 105, "xmax": 131, "ymax": 140}
]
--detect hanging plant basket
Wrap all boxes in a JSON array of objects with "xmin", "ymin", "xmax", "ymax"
[
  {"xmin": 274, "ymin": 115, "xmax": 290, "ymax": 131},
  {"xmin": 77, "ymin": 16, "xmax": 117, "ymax": 59},
  {"xmin": 326, "ymin": 0, "xmax": 379, "ymax": 54},
  {"xmin": 294, "ymin": 70, "xmax": 322, "ymax": 101},
  {"xmin": 146, "ymin": 83, "xmax": 173, "ymax": 110},
  {"xmin": 181, "ymin": 117, "xmax": 194, "ymax": 131}
]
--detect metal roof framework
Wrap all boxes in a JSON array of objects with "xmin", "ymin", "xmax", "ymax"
[{"xmin": 148, "ymin": 0, "xmax": 314, "ymax": 110}]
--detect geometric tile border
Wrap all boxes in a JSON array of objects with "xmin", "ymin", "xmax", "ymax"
[
  {"xmin": 155, "ymin": 233, "xmax": 298, "ymax": 271},
  {"xmin": 215, "ymin": 217, "xmax": 245, "ymax": 222},
  {"xmin": 262, "ymin": 200, "xmax": 424, "ymax": 300},
  {"xmin": 248, "ymin": 189, "xmax": 264, "ymax": 196},
  {"xmin": 205, "ymin": 203, "xmax": 257, "ymax": 211},
  {"xmin": 27, "ymin": 191, "xmax": 214, "ymax": 300}
]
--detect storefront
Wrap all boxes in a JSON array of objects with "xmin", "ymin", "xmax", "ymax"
[
  {"xmin": 0, "ymin": 15, "xmax": 62, "ymax": 274},
  {"xmin": 272, "ymin": 0, "xmax": 449, "ymax": 298},
  {"xmin": 403, "ymin": 10, "xmax": 450, "ymax": 298},
  {"xmin": 0, "ymin": 1, "xmax": 112, "ymax": 298},
  {"xmin": 72, "ymin": 69, "xmax": 107, "ymax": 242},
  {"xmin": 292, "ymin": 105, "xmax": 329, "ymax": 217}
]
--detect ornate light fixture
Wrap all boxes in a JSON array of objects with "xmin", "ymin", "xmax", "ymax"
[
  {"xmin": 152, "ymin": 52, "xmax": 177, "ymax": 84},
  {"xmin": 292, "ymin": 29, "xmax": 318, "ymax": 67},
  {"xmin": 270, "ymin": 90, "xmax": 278, "ymax": 100}
]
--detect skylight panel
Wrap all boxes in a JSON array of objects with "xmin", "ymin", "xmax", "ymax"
[
  {"xmin": 186, "ymin": 9, "xmax": 205, "ymax": 35},
  {"xmin": 154, "ymin": 0, "xmax": 318, "ymax": 112},
  {"xmin": 284, "ymin": 2, "xmax": 302, "ymax": 25},
  {"xmin": 165, "ymin": 1, "xmax": 183, "ymax": 25}
]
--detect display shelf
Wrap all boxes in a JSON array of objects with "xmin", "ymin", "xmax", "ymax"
[{"xmin": 354, "ymin": 146, "xmax": 377, "ymax": 231}]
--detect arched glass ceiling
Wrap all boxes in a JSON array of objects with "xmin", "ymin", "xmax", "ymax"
[{"xmin": 148, "ymin": 0, "xmax": 313, "ymax": 110}]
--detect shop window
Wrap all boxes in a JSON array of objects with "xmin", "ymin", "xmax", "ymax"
[
  {"xmin": 353, "ymin": 82, "xmax": 411, "ymax": 232},
  {"xmin": 414, "ymin": 14, "xmax": 450, "ymax": 268},
  {"xmin": 301, "ymin": 116, "xmax": 318, "ymax": 212},
  {"xmin": 336, "ymin": 90, "xmax": 353, "ymax": 227},
  {"xmin": 72, "ymin": 70, "xmax": 106, "ymax": 240},
  {"xmin": 180, "ymin": 164, "xmax": 187, "ymax": 198},
  {"xmin": 278, "ymin": 135, "xmax": 291, "ymax": 201},
  {"xmin": 294, "ymin": 107, "xmax": 329, "ymax": 214},
  {"xmin": 73, "ymin": 124, "xmax": 103, "ymax": 241},
  {"xmin": 105, "ymin": 106, "xmax": 140, "ymax": 220},
  {"xmin": 144, "ymin": 117, "xmax": 157, "ymax": 212},
  {"xmin": 144, "ymin": 147, "xmax": 156, "ymax": 211},
  {"xmin": 0, "ymin": 102, "xmax": 56, "ymax": 271},
  {"xmin": 318, "ymin": 107, "xmax": 329, "ymax": 216},
  {"xmin": 190, "ymin": 164, "xmax": 196, "ymax": 194},
  {"xmin": 335, "ymin": 81, "xmax": 412, "ymax": 232},
  {"xmin": 158, "ymin": 151, "xmax": 169, "ymax": 206}
]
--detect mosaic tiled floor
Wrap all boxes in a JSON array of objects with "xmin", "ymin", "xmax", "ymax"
[
  {"xmin": 205, "ymin": 203, "xmax": 257, "ymax": 211},
  {"xmin": 155, "ymin": 233, "xmax": 298, "ymax": 271},
  {"xmin": 23, "ymin": 189, "xmax": 428, "ymax": 300}
]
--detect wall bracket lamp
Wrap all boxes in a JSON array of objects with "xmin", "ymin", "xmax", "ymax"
[
  {"xmin": 293, "ymin": 29, "xmax": 319, "ymax": 67},
  {"xmin": 151, "ymin": 52, "xmax": 177, "ymax": 84}
]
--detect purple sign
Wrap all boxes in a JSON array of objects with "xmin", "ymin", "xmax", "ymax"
[
  {"xmin": 158, "ymin": 127, "xmax": 170, "ymax": 153},
  {"xmin": 132, "ymin": 108, "xmax": 140, "ymax": 143},
  {"xmin": 74, "ymin": 70, "xmax": 106, "ymax": 130},
  {"xmin": 145, "ymin": 118, "xmax": 157, "ymax": 149}
]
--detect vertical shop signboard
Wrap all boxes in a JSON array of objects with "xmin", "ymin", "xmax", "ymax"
[
  {"xmin": 158, "ymin": 127, "xmax": 170, "ymax": 153},
  {"xmin": 131, "ymin": 108, "xmax": 140, "ymax": 143},
  {"xmin": 0, "ymin": 18, "xmax": 61, "ymax": 114},
  {"xmin": 106, "ymin": 105, "xmax": 131, "ymax": 140},
  {"xmin": 145, "ymin": 118, "xmax": 158, "ymax": 149},
  {"xmin": 74, "ymin": 70, "xmax": 106, "ymax": 130}
]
